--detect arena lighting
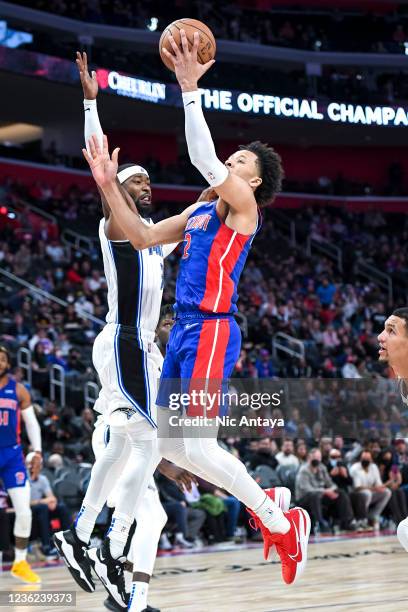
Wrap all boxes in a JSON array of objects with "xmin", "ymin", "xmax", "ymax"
[
  {"xmin": 147, "ymin": 17, "xmax": 158, "ymax": 32},
  {"xmin": 404, "ymin": 42, "xmax": 408, "ymax": 56},
  {"xmin": 0, "ymin": 206, "xmax": 8, "ymax": 214}
]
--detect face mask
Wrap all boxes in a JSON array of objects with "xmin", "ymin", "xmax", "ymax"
[
  {"xmin": 361, "ymin": 460, "xmax": 370, "ymax": 468},
  {"xmin": 311, "ymin": 459, "xmax": 320, "ymax": 468},
  {"xmin": 330, "ymin": 459, "xmax": 338, "ymax": 467}
]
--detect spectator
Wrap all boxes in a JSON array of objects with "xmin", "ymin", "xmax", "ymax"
[
  {"xmin": 296, "ymin": 448, "xmax": 355, "ymax": 533},
  {"xmin": 196, "ymin": 478, "xmax": 241, "ymax": 541},
  {"xmin": 316, "ymin": 278, "xmax": 336, "ymax": 307},
  {"xmin": 246, "ymin": 437, "xmax": 278, "ymax": 471},
  {"xmin": 26, "ymin": 452, "xmax": 71, "ymax": 557},
  {"xmin": 350, "ymin": 450, "xmax": 392, "ymax": 530},
  {"xmin": 255, "ymin": 349, "xmax": 276, "ymax": 378},
  {"xmin": 157, "ymin": 473, "xmax": 205, "ymax": 549},
  {"xmin": 377, "ymin": 449, "xmax": 408, "ymax": 526},
  {"xmin": 296, "ymin": 441, "xmax": 308, "ymax": 465},
  {"xmin": 276, "ymin": 439, "xmax": 300, "ymax": 468}
]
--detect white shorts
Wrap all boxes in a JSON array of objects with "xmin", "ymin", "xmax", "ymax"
[{"xmin": 92, "ymin": 324, "xmax": 163, "ymax": 427}]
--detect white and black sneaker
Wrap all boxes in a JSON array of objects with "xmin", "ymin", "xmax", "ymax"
[
  {"xmin": 53, "ymin": 526, "xmax": 94, "ymax": 592},
  {"xmin": 86, "ymin": 539, "xmax": 127, "ymax": 608}
]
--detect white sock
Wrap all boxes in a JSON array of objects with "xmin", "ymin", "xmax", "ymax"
[
  {"xmin": 254, "ymin": 495, "xmax": 290, "ymax": 535},
  {"xmin": 108, "ymin": 514, "xmax": 133, "ymax": 559},
  {"xmin": 74, "ymin": 503, "xmax": 100, "ymax": 544},
  {"xmin": 128, "ymin": 581, "xmax": 148, "ymax": 612},
  {"xmin": 14, "ymin": 547, "xmax": 27, "ymax": 562}
]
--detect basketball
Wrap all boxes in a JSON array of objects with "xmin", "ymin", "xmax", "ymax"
[{"xmin": 159, "ymin": 18, "xmax": 216, "ymax": 72}]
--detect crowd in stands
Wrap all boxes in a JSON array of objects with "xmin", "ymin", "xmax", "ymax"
[{"xmin": 13, "ymin": 0, "xmax": 408, "ymax": 54}]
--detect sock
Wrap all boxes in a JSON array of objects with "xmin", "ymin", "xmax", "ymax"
[
  {"xmin": 108, "ymin": 514, "xmax": 133, "ymax": 559},
  {"xmin": 74, "ymin": 503, "xmax": 100, "ymax": 544},
  {"xmin": 254, "ymin": 495, "xmax": 290, "ymax": 535},
  {"xmin": 15, "ymin": 547, "xmax": 27, "ymax": 562},
  {"xmin": 128, "ymin": 581, "xmax": 148, "ymax": 612}
]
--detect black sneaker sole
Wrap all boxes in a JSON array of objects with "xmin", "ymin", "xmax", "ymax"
[
  {"xmin": 104, "ymin": 596, "xmax": 126, "ymax": 611},
  {"xmin": 53, "ymin": 532, "xmax": 95, "ymax": 593}
]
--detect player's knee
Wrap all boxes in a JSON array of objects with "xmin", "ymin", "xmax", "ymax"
[{"xmin": 14, "ymin": 511, "xmax": 32, "ymax": 538}]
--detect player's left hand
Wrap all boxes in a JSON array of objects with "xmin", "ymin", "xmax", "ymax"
[
  {"xmin": 83, "ymin": 134, "xmax": 119, "ymax": 188},
  {"xmin": 162, "ymin": 30, "xmax": 215, "ymax": 92}
]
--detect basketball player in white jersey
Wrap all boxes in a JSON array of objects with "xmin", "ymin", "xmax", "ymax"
[
  {"xmin": 378, "ymin": 307, "xmax": 408, "ymax": 553},
  {"xmin": 54, "ymin": 52, "xmax": 193, "ymax": 612}
]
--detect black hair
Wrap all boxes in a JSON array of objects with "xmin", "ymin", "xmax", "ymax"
[
  {"xmin": 392, "ymin": 308, "xmax": 408, "ymax": 335},
  {"xmin": 239, "ymin": 141, "xmax": 284, "ymax": 207},
  {"xmin": 159, "ymin": 304, "xmax": 174, "ymax": 321}
]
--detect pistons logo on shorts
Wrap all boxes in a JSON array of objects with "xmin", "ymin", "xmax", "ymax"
[{"xmin": 15, "ymin": 472, "xmax": 25, "ymax": 485}]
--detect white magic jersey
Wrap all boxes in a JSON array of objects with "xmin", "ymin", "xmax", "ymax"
[{"xmin": 99, "ymin": 218, "xmax": 174, "ymax": 334}]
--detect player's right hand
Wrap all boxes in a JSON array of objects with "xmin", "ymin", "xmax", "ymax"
[
  {"xmin": 76, "ymin": 51, "xmax": 98, "ymax": 100},
  {"xmin": 83, "ymin": 134, "xmax": 119, "ymax": 188}
]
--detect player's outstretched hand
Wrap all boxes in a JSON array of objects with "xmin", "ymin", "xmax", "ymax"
[
  {"xmin": 162, "ymin": 29, "xmax": 215, "ymax": 92},
  {"xmin": 157, "ymin": 459, "xmax": 198, "ymax": 492},
  {"xmin": 82, "ymin": 134, "xmax": 119, "ymax": 188},
  {"xmin": 76, "ymin": 51, "xmax": 98, "ymax": 100}
]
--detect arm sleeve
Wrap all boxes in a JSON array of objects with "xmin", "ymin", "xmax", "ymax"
[
  {"xmin": 84, "ymin": 98, "xmax": 103, "ymax": 153},
  {"xmin": 182, "ymin": 90, "xmax": 229, "ymax": 188},
  {"xmin": 21, "ymin": 405, "xmax": 42, "ymax": 452},
  {"xmin": 162, "ymin": 243, "xmax": 179, "ymax": 258}
]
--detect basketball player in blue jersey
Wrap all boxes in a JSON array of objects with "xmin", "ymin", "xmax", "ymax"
[
  {"xmin": 378, "ymin": 308, "xmax": 408, "ymax": 554},
  {"xmin": 83, "ymin": 30, "xmax": 310, "ymax": 586},
  {"xmin": 55, "ymin": 53, "xmax": 195, "ymax": 612},
  {"xmin": 0, "ymin": 347, "xmax": 42, "ymax": 584}
]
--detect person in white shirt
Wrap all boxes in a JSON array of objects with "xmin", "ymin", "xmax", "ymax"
[
  {"xmin": 276, "ymin": 439, "xmax": 300, "ymax": 469},
  {"xmin": 349, "ymin": 450, "xmax": 391, "ymax": 529}
]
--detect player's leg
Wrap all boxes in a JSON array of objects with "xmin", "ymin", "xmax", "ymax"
[
  {"xmin": 2, "ymin": 445, "xmax": 39, "ymax": 584},
  {"xmin": 397, "ymin": 516, "xmax": 408, "ymax": 552},
  {"xmin": 54, "ymin": 417, "xmax": 129, "ymax": 593},
  {"xmin": 162, "ymin": 317, "xmax": 310, "ymax": 584},
  {"xmin": 127, "ymin": 480, "xmax": 167, "ymax": 612},
  {"xmin": 8, "ymin": 480, "xmax": 40, "ymax": 584}
]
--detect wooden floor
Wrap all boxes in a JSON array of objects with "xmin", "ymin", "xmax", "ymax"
[{"xmin": 1, "ymin": 534, "xmax": 408, "ymax": 612}]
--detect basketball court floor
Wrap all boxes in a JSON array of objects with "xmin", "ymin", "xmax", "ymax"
[{"xmin": 1, "ymin": 533, "xmax": 407, "ymax": 612}]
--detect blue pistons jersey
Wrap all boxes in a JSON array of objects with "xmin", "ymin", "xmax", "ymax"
[
  {"xmin": 0, "ymin": 378, "xmax": 21, "ymax": 448},
  {"xmin": 0, "ymin": 378, "xmax": 27, "ymax": 489},
  {"xmin": 175, "ymin": 201, "xmax": 261, "ymax": 315}
]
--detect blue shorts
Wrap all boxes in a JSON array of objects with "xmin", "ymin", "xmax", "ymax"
[
  {"xmin": 156, "ymin": 313, "xmax": 241, "ymax": 417},
  {"xmin": 0, "ymin": 444, "xmax": 28, "ymax": 489}
]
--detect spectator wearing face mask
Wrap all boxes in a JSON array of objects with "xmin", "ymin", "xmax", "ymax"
[
  {"xmin": 350, "ymin": 450, "xmax": 392, "ymax": 530},
  {"xmin": 295, "ymin": 448, "xmax": 355, "ymax": 533}
]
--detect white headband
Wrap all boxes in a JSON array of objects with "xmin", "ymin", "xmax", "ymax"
[{"xmin": 117, "ymin": 165, "xmax": 149, "ymax": 184}]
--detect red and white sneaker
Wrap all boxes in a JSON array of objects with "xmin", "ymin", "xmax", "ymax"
[
  {"xmin": 270, "ymin": 507, "xmax": 311, "ymax": 585},
  {"xmin": 247, "ymin": 487, "xmax": 291, "ymax": 561}
]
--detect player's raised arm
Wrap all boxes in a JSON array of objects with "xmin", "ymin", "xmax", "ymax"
[
  {"xmin": 76, "ymin": 52, "xmax": 103, "ymax": 151},
  {"xmin": 162, "ymin": 30, "xmax": 258, "ymax": 218},
  {"xmin": 83, "ymin": 135, "xmax": 197, "ymax": 249}
]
